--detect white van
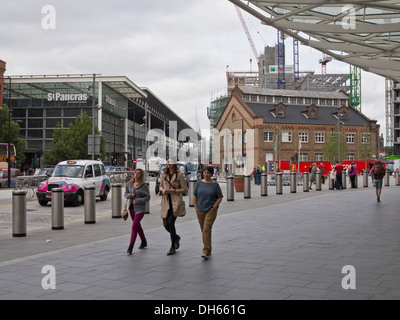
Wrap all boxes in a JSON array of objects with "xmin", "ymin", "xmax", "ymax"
[{"xmin": 37, "ymin": 160, "xmax": 110, "ymax": 206}]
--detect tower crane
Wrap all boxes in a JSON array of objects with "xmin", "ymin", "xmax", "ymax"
[{"xmin": 234, "ymin": 5, "xmax": 259, "ymax": 65}]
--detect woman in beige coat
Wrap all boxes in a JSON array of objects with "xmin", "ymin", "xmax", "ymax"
[{"xmin": 159, "ymin": 159, "xmax": 188, "ymax": 255}]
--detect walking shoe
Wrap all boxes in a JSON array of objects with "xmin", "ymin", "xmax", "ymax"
[
  {"xmin": 139, "ymin": 240, "xmax": 147, "ymax": 249},
  {"xmin": 167, "ymin": 247, "xmax": 176, "ymax": 256},
  {"xmin": 201, "ymin": 253, "xmax": 209, "ymax": 260},
  {"xmin": 378, "ymin": 196, "xmax": 380, "ymax": 202},
  {"xmin": 127, "ymin": 244, "xmax": 134, "ymax": 255},
  {"xmin": 175, "ymin": 236, "xmax": 181, "ymax": 250}
]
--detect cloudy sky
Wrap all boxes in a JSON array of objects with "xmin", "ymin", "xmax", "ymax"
[{"xmin": 0, "ymin": 0, "xmax": 387, "ymax": 140}]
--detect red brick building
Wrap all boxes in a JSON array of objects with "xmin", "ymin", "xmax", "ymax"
[{"xmin": 214, "ymin": 86, "xmax": 379, "ymax": 173}]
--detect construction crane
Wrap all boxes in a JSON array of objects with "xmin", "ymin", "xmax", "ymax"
[
  {"xmin": 319, "ymin": 53, "xmax": 332, "ymax": 74},
  {"xmin": 234, "ymin": 5, "xmax": 259, "ymax": 65}
]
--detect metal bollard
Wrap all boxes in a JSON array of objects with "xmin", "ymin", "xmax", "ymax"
[
  {"xmin": 316, "ymin": 172, "xmax": 322, "ymax": 191},
  {"xmin": 276, "ymin": 173, "xmax": 283, "ymax": 195},
  {"xmin": 112, "ymin": 184, "xmax": 122, "ymax": 219},
  {"xmin": 189, "ymin": 178, "xmax": 196, "ymax": 207},
  {"xmin": 363, "ymin": 170, "xmax": 369, "ymax": 187},
  {"xmin": 145, "ymin": 182, "xmax": 150, "ymax": 214},
  {"xmin": 303, "ymin": 172, "xmax": 309, "ymax": 192},
  {"xmin": 227, "ymin": 176, "xmax": 234, "ymax": 201},
  {"xmin": 12, "ymin": 190, "xmax": 27, "ymax": 237},
  {"xmin": 84, "ymin": 185, "xmax": 96, "ymax": 224},
  {"xmin": 329, "ymin": 172, "xmax": 334, "ymax": 190},
  {"xmin": 51, "ymin": 188, "xmax": 64, "ymax": 230},
  {"xmin": 385, "ymin": 171, "xmax": 390, "ymax": 186},
  {"xmin": 244, "ymin": 174, "xmax": 251, "ymax": 199},
  {"xmin": 261, "ymin": 172, "xmax": 268, "ymax": 196},
  {"xmin": 290, "ymin": 172, "xmax": 296, "ymax": 193},
  {"xmin": 342, "ymin": 171, "xmax": 347, "ymax": 189},
  {"xmin": 396, "ymin": 171, "xmax": 400, "ymax": 186}
]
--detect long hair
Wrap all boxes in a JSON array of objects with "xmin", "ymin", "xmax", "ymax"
[{"xmin": 130, "ymin": 168, "xmax": 145, "ymax": 185}]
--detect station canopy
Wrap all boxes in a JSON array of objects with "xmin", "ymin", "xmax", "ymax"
[{"xmin": 228, "ymin": 0, "xmax": 400, "ymax": 81}]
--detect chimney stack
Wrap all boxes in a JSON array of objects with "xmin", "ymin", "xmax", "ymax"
[{"xmin": 0, "ymin": 60, "xmax": 6, "ymax": 108}]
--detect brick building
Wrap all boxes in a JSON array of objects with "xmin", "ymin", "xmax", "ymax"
[{"xmin": 214, "ymin": 86, "xmax": 379, "ymax": 173}]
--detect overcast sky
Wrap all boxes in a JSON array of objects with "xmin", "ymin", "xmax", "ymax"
[{"xmin": 0, "ymin": 0, "xmax": 387, "ymax": 140}]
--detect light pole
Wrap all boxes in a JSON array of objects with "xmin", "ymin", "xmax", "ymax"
[
  {"xmin": 337, "ymin": 108, "xmax": 345, "ymax": 162},
  {"xmin": 1, "ymin": 76, "xmax": 12, "ymax": 188}
]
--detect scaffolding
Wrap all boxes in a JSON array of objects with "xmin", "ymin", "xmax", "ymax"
[
  {"xmin": 350, "ymin": 65, "xmax": 361, "ymax": 111},
  {"xmin": 385, "ymin": 78, "xmax": 394, "ymax": 148}
]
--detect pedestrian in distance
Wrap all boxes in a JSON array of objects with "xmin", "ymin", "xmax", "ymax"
[
  {"xmin": 124, "ymin": 168, "xmax": 150, "ymax": 255},
  {"xmin": 334, "ymin": 161, "xmax": 344, "ymax": 190},
  {"xmin": 372, "ymin": 160, "xmax": 386, "ymax": 202},
  {"xmin": 193, "ymin": 166, "xmax": 223, "ymax": 260},
  {"xmin": 309, "ymin": 163, "xmax": 317, "ymax": 190},
  {"xmin": 159, "ymin": 158, "xmax": 188, "ymax": 256},
  {"xmin": 349, "ymin": 161, "xmax": 357, "ymax": 188}
]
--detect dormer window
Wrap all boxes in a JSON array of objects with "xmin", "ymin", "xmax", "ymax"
[
  {"xmin": 274, "ymin": 103, "xmax": 287, "ymax": 118},
  {"xmin": 306, "ymin": 104, "xmax": 319, "ymax": 119}
]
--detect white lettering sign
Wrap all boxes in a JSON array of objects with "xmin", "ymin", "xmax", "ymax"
[{"xmin": 47, "ymin": 92, "xmax": 88, "ymax": 102}]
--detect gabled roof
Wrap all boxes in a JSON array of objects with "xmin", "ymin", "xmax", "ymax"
[{"xmin": 247, "ymin": 101, "xmax": 374, "ymax": 126}]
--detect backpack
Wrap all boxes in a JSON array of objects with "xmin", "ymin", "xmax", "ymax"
[{"xmin": 373, "ymin": 164, "xmax": 386, "ymax": 179}]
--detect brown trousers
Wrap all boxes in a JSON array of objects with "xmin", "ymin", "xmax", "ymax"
[{"xmin": 196, "ymin": 207, "xmax": 217, "ymax": 255}]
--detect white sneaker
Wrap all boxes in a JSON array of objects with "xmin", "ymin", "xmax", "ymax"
[{"xmin": 201, "ymin": 253, "xmax": 210, "ymax": 260}]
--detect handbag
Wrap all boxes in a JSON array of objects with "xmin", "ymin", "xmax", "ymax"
[{"xmin": 121, "ymin": 199, "xmax": 129, "ymax": 221}]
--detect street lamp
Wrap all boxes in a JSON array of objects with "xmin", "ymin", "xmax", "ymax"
[
  {"xmin": 337, "ymin": 107, "xmax": 345, "ymax": 162},
  {"xmin": 1, "ymin": 76, "xmax": 12, "ymax": 188}
]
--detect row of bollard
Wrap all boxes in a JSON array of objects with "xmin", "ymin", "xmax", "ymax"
[
  {"xmin": 11, "ymin": 170, "xmax": 400, "ymax": 237},
  {"xmin": 11, "ymin": 182, "xmax": 150, "ymax": 238},
  {"xmin": 219, "ymin": 170, "xmax": 399, "ymax": 202}
]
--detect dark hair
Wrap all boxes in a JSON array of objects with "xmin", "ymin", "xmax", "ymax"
[{"xmin": 204, "ymin": 166, "xmax": 214, "ymax": 174}]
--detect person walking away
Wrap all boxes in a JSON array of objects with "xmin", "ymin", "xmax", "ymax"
[
  {"xmin": 349, "ymin": 162, "xmax": 357, "ymax": 188},
  {"xmin": 159, "ymin": 158, "xmax": 188, "ymax": 255},
  {"xmin": 124, "ymin": 169, "xmax": 150, "ymax": 255},
  {"xmin": 309, "ymin": 163, "xmax": 317, "ymax": 190},
  {"xmin": 372, "ymin": 160, "xmax": 386, "ymax": 202},
  {"xmin": 193, "ymin": 166, "xmax": 223, "ymax": 260},
  {"xmin": 334, "ymin": 161, "xmax": 344, "ymax": 190},
  {"xmin": 320, "ymin": 164, "xmax": 326, "ymax": 184}
]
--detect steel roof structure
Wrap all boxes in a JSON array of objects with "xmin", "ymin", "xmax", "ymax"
[{"xmin": 228, "ymin": 0, "xmax": 400, "ymax": 81}]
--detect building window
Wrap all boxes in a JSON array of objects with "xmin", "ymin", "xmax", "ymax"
[
  {"xmin": 259, "ymin": 95, "xmax": 266, "ymax": 103},
  {"xmin": 326, "ymin": 99, "xmax": 332, "ymax": 106},
  {"xmin": 346, "ymin": 133, "xmax": 355, "ymax": 144},
  {"xmin": 299, "ymin": 132, "xmax": 308, "ymax": 143},
  {"xmin": 320, "ymin": 99, "xmax": 326, "ymax": 105},
  {"xmin": 282, "ymin": 132, "xmax": 292, "ymax": 143},
  {"xmin": 315, "ymin": 153, "xmax": 324, "ymax": 161},
  {"xmin": 300, "ymin": 153, "xmax": 308, "ymax": 161},
  {"xmin": 277, "ymin": 110, "xmax": 284, "ymax": 117},
  {"xmin": 305, "ymin": 98, "xmax": 311, "ymax": 104},
  {"xmin": 362, "ymin": 133, "xmax": 370, "ymax": 144},
  {"xmin": 290, "ymin": 97, "xmax": 296, "ymax": 104},
  {"xmin": 346, "ymin": 153, "xmax": 355, "ymax": 160},
  {"xmin": 264, "ymin": 131, "xmax": 274, "ymax": 142},
  {"xmin": 312, "ymin": 98, "xmax": 318, "ymax": 105},
  {"xmin": 275, "ymin": 96, "xmax": 282, "ymax": 103},
  {"xmin": 297, "ymin": 97, "xmax": 304, "ymax": 104},
  {"xmin": 251, "ymin": 95, "xmax": 257, "ymax": 102},
  {"xmin": 315, "ymin": 133, "xmax": 325, "ymax": 143},
  {"xmin": 267, "ymin": 96, "xmax": 273, "ymax": 102}
]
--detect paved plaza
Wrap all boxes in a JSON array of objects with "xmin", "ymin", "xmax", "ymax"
[{"xmin": 0, "ymin": 177, "xmax": 400, "ymax": 301}]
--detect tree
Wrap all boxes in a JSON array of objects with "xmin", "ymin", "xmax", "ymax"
[
  {"xmin": 0, "ymin": 104, "xmax": 26, "ymax": 168},
  {"xmin": 323, "ymin": 126, "xmax": 348, "ymax": 163},
  {"xmin": 44, "ymin": 112, "xmax": 105, "ymax": 165}
]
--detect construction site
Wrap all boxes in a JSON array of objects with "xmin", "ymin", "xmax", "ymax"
[{"xmin": 208, "ymin": 3, "xmax": 396, "ymax": 162}]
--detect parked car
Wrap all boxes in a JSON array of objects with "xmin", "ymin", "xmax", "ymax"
[
  {"xmin": 36, "ymin": 160, "xmax": 110, "ymax": 206},
  {"xmin": 0, "ymin": 169, "xmax": 23, "ymax": 188},
  {"xmin": 155, "ymin": 161, "xmax": 189, "ymax": 195}
]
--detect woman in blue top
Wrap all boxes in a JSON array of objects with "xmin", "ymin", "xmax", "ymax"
[{"xmin": 193, "ymin": 166, "xmax": 223, "ymax": 259}]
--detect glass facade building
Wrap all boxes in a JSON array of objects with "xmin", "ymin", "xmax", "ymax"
[{"xmin": 3, "ymin": 75, "xmax": 194, "ymax": 169}]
